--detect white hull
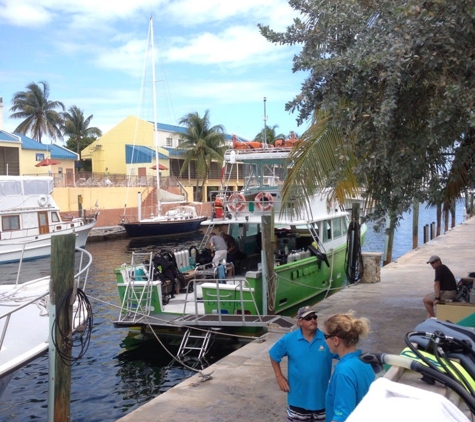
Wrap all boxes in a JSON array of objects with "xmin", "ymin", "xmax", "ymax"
[
  {"xmin": 0, "ymin": 220, "xmax": 95, "ymax": 264},
  {"xmin": 0, "ymin": 248, "xmax": 93, "ymax": 384}
]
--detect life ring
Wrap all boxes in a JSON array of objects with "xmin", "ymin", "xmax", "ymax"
[
  {"xmin": 255, "ymin": 191, "xmax": 274, "ymax": 211},
  {"xmin": 227, "ymin": 192, "xmax": 246, "ymax": 212},
  {"xmin": 38, "ymin": 195, "xmax": 48, "ymax": 207}
]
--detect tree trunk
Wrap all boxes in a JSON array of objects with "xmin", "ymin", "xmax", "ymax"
[
  {"xmin": 383, "ymin": 212, "xmax": 396, "ymax": 266},
  {"xmin": 436, "ymin": 203, "xmax": 442, "ymax": 236}
]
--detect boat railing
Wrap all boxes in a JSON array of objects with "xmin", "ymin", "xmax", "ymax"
[
  {"xmin": 0, "ymin": 218, "xmax": 95, "ymax": 242},
  {"xmin": 9, "ymin": 238, "xmax": 92, "ymax": 287},
  {"xmin": 0, "ymin": 247, "xmax": 93, "ymax": 354},
  {"xmin": 181, "ymin": 276, "xmax": 263, "ymax": 324},
  {"xmin": 118, "ymin": 252, "xmax": 155, "ymax": 322}
]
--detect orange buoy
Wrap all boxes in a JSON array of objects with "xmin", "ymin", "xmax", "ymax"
[
  {"xmin": 227, "ymin": 192, "xmax": 246, "ymax": 212},
  {"xmin": 254, "ymin": 191, "xmax": 274, "ymax": 211}
]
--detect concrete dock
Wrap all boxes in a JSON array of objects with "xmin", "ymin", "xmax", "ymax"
[{"xmin": 117, "ymin": 217, "xmax": 475, "ymax": 422}]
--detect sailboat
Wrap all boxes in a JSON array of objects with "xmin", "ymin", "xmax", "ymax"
[{"xmin": 120, "ymin": 17, "xmax": 207, "ymax": 238}]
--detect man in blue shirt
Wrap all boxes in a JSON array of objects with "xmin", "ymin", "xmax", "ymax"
[{"xmin": 269, "ymin": 306, "xmax": 334, "ymax": 422}]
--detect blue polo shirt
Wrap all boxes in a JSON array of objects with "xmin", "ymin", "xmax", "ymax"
[
  {"xmin": 325, "ymin": 350, "xmax": 375, "ymax": 421},
  {"xmin": 269, "ymin": 328, "xmax": 333, "ymax": 410}
]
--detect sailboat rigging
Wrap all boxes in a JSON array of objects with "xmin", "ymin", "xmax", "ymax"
[{"xmin": 120, "ymin": 16, "xmax": 208, "ymax": 238}]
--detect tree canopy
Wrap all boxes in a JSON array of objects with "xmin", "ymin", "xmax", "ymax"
[
  {"xmin": 62, "ymin": 105, "xmax": 102, "ymax": 160},
  {"xmin": 259, "ymin": 0, "xmax": 475, "ymax": 224},
  {"xmin": 10, "ymin": 81, "xmax": 65, "ymax": 143},
  {"xmin": 177, "ymin": 110, "xmax": 227, "ymax": 201}
]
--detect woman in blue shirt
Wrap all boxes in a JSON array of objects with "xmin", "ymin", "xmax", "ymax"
[{"xmin": 323, "ymin": 312, "xmax": 375, "ymax": 422}]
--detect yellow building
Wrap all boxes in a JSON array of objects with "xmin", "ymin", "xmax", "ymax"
[{"xmin": 81, "ymin": 115, "xmax": 172, "ymax": 179}]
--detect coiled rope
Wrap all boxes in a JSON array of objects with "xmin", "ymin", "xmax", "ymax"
[
  {"xmin": 344, "ymin": 220, "xmax": 364, "ymax": 284},
  {"xmin": 51, "ymin": 288, "xmax": 93, "ymax": 365}
]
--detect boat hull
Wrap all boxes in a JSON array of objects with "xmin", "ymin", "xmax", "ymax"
[
  {"xmin": 0, "ymin": 220, "xmax": 96, "ymax": 264},
  {"xmin": 121, "ymin": 217, "xmax": 207, "ymax": 238}
]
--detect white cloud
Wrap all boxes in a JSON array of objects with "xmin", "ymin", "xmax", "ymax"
[
  {"xmin": 164, "ymin": 25, "xmax": 291, "ymax": 67},
  {"xmin": 0, "ymin": 0, "xmax": 53, "ymax": 26}
]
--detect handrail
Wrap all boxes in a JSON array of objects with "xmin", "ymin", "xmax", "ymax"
[
  {"xmin": 181, "ymin": 277, "xmax": 263, "ymax": 324},
  {"xmin": 0, "ymin": 247, "xmax": 93, "ymax": 351}
]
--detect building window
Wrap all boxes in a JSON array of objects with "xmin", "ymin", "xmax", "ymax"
[
  {"xmin": 2, "ymin": 215, "xmax": 20, "ymax": 231},
  {"xmin": 166, "ymin": 137, "xmax": 172, "ymax": 147},
  {"xmin": 35, "ymin": 153, "xmax": 45, "ymax": 161}
]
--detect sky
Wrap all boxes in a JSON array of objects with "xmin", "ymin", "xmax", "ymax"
[{"xmin": 0, "ymin": 0, "xmax": 309, "ymax": 143}]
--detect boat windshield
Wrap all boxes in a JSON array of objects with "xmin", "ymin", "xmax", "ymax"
[{"xmin": 243, "ymin": 163, "xmax": 285, "ymax": 192}]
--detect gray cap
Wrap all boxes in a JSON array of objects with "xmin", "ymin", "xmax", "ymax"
[
  {"xmin": 297, "ymin": 306, "xmax": 317, "ymax": 319},
  {"xmin": 427, "ymin": 255, "xmax": 440, "ymax": 264}
]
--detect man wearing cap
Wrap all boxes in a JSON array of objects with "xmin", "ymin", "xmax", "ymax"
[
  {"xmin": 269, "ymin": 306, "xmax": 334, "ymax": 421},
  {"xmin": 423, "ymin": 255, "xmax": 457, "ymax": 318}
]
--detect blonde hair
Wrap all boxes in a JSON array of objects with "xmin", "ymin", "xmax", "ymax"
[{"xmin": 324, "ymin": 310, "xmax": 370, "ymax": 347}]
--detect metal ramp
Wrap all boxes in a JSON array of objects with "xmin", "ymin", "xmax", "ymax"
[
  {"xmin": 173, "ymin": 313, "xmax": 295, "ymax": 329},
  {"xmin": 177, "ymin": 328, "xmax": 213, "ymax": 363}
]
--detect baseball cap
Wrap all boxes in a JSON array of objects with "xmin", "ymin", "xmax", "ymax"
[
  {"xmin": 427, "ymin": 255, "xmax": 440, "ymax": 264},
  {"xmin": 297, "ymin": 306, "xmax": 317, "ymax": 319}
]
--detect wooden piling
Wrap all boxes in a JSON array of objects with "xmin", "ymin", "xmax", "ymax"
[
  {"xmin": 49, "ymin": 233, "xmax": 76, "ymax": 422},
  {"xmin": 261, "ymin": 214, "xmax": 276, "ymax": 315},
  {"xmin": 412, "ymin": 200, "xmax": 419, "ymax": 249}
]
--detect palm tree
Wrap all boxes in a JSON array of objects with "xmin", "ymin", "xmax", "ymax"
[
  {"xmin": 10, "ymin": 81, "xmax": 65, "ymax": 143},
  {"xmin": 62, "ymin": 106, "xmax": 102, "ymax": 160},
  {"xmin": 254, "ymin": 124, "xmax": 286, "ymax": 145},
  {"xmin": 177, "ymin": 110, "xmax": 227, "ymax": 201}
]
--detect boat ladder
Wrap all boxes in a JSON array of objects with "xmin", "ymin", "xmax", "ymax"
[
  {"xmin": 121, "ymin": 252, "xmax": 155, "ymax": 322},
  {"xmin": 221, "ymin": 161, "xmax": 235, "ymax": 190},
  {"xmin": 307, "ymin": 222, "xmax": 323, "ymax": 248},
  {"xmin": 177, "ymin": 328, "xmax": 213, "ymax": 364},
  {"xmin": 199, "ymin": 224, "xmax": 216, "ymax": 250}
]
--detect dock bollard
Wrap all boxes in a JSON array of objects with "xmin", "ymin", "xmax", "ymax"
[{"xmin": 360, "ymin": 252, "xmax": 382, "ymax": 283}]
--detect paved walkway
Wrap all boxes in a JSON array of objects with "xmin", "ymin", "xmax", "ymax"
[{"xmin": 117, "ymin": 217, "xmax": 475, "ymax": 422}]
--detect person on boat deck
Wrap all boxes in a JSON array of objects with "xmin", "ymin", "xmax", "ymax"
[
  {"xmin": 269, "ymin": 306, "xmax": 333, "ymax": 422},
  {"xmin": 323, "ymin": 311, "xmax": 375, "ymax": 422},
  {"xmin": 220, "ymin": 231, "xmax": 237, "ymax": 275},
  {"xmin": 423, "ymin": 255, "xmax": 457, "ymax": 318},
  {"xmin": 209, "ymin": 232, "xmax": 227, "ymax": 267}
]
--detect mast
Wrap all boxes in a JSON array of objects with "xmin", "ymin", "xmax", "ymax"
[
  {"xmin": 263, "ymin": 96, "xmax": 267, "ymax": 147},
  {"xmin": 150, "ymin": 16, "xmax": 161, "ymax": 216}
]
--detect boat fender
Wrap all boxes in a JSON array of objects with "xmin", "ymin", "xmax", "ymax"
[
  {"xmin": 227, "ymin": 192, "xmax": 246, "ymax": 212},
  {"xmin": 38, "ymin": 195, "xmax": 48, "ymax": 207},
  {"xmin": 254, "ymin": 191, "xmax": 274, "ymax": 212},
  {"xmin": 308, "ymin": 244, "xmax": 330, "ymax": 269}
]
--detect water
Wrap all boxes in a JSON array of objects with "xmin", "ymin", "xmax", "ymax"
[
  {"xmin": 362, "ymin": 200, "xmax": 467, "ymax": 260},
  {"xmin": 0, "ymin": 201, "xmax": 468, "ymax": 420},
  {"xmin": 0, "ymin": 233, "xmax": 208, "ymax": 422}
]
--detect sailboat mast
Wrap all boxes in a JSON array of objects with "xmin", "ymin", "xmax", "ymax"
[
  {"xmin": 150, "ymin": 16, "xmax": 161, "ymax": 216},
  {"xmin": 263, "ymin": 96, "xmax": 267, "ymax": 147}
]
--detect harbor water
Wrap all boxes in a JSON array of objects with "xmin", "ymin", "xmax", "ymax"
[{"xmin": 0, "ymin": 201, "xmax": 467, "ymax": 421}]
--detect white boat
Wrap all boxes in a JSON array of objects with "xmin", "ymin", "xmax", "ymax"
[
  {"xmin": 120, "ymin": 17, "xmax": 207, "ymax": 238},
  {"xmin": 0, "ymin": 176, "xmax": 96, "ymax": 264},
  {"xmin": 0, "ymin": 247, "xmax": 93, "ymax": 395}
]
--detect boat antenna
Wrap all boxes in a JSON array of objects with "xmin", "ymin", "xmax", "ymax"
[
  {"xmin": 150, "ymin": 16, "xmax": 162, "ymax": 216},
  {"xmin": 263, "ymin": 96, "xmax": 267, "ymax": 148}
]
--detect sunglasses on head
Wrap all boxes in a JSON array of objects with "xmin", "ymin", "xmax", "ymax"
[{"xmin": 302, "ymin": 314, "xmax": 317, "ymax": 321}]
